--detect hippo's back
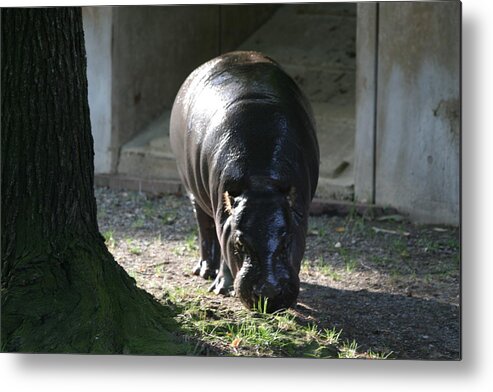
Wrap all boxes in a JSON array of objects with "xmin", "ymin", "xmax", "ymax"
[{"xmin": 170, "ymin": 51, "xmax": 319, "ymax": 216}]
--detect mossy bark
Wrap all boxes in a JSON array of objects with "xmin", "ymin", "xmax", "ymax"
[{"xmin": 1, "ymin": 8, "xmax": 190, "ymax": 354}]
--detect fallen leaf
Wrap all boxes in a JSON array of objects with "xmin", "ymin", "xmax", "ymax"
[
  {"xmin": 335, "ymin": 227, "xmax": 345, "ymax": 233},
  {"xmin": 231, "ymin": 337, "xmax": 242, "ymax": 348}
]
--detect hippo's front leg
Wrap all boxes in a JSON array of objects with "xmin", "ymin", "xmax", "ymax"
[
  {"xmin": 208, "ymin": 258, "xmax": 234, "ymax": 296},
  {"xmin": 190, "ymin": 197, "xmax": 220, "ymax": 280}
]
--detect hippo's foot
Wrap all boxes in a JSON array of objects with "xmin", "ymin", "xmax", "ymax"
[
  {"xmin": 208, "ymin": 272, "xmax": 234, "ymax": 296},
  {"xmin": 192, "ymin": 259, "xmax": 218, "ymax": 280}
]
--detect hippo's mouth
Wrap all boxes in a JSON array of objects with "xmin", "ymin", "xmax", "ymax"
[{"xmin": 233, "ymin": 260, "xmax": 300, "ymax": 312}]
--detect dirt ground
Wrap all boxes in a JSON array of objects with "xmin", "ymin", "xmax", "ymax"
[{"xmin": 95, "ymin": 187, "xmax": 460, "ymax": 360}]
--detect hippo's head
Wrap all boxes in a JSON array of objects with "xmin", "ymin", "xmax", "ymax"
[{"xmin": 218, "ymin": 176, "xmax": 308, "ymax": 312}]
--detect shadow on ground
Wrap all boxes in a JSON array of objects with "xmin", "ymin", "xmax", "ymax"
[{"xmin": 294, "ymin": 281, "xmax": 460, "ymax": 359}]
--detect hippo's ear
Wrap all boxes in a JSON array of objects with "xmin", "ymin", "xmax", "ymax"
[
  {"xmin": 223, "ymin": 191, "xmax": 234, "ymax": 214},
  {"xmin": 287, "ymin": 186, "xmax": 297, "ymax": 208}
]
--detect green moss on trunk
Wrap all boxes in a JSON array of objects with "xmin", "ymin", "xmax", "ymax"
[{"xmin": 3, "ymin": 235, "xmax": 189, "ymax": 354}]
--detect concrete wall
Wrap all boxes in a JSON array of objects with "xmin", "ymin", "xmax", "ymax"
[
  {"xmin": 83, "ymin": 5, "xmax": 277, "ymax": 174},
  {"xmin": 354, "ymin": 3, "xmax": 377, "ymax": 205},
  {"xmin": 82, "ymin": 7, "xmax": 113, "ymax": 173},
  {"xmin": 355, "ymin": 2, "xmax": 460, "ymax": 225},
  {"xmin": 111, "ymin": 6, "xmax": 220, "ymax": 162},
  {"xmin": 220, "ymin": 5, "xmax": 278, "ymax": 52}
]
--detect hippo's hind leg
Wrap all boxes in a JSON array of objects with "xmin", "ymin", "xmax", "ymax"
[{"xmin": 190, "ymin": 196, "xmax": 220, "ymax": 280}]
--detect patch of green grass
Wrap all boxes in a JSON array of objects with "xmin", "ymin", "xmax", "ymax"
[
  {"xmin": 366, "ymin": 349, "xmax": 394, "ymax": 360},
  {"xmin": 338, "ymin": 339, "xmax": 359, "ymax": 359},
  {"xmin": 102, "ymin": 230, "xmax": 116, "ymax": 249},
  {"xmin": 415, "ymin": 259, "xmax": 459, "ymax": 283},
  {"xmin": 346, "ymin": 212, "xmax": 368, "ymax": 235},
  {"xmin": 369, "ymin": 254, "xmax": 392, "ymax": 266},
  {"xmin": 316, "ymin": 257, "xmax": 342, "ymax": 280},
  {"xmin": 388, "ymin": 269, "xmax": 405, "ymax": 285},
  {"xmin": 444, "ymin": 237, "xmax": 460, "ymax": 252},
  {"xmin": 307, "ymin": 221, "xmax": 328, "ymax": 238},
  {"xmin": 322, "ymin": 327, "xmax": 342, "ymax": 345},
  {"xmin": 302, "ymin": 258, "xmax": 342, "ymax": 281},
  {"xmin": 253, "ymin": 296, "xmax": 270, "ymax": 314},
  {"xmin": 423, "ymin": 274, "xmax": 434, "ymax": 284},
  {"xmin": 142, "ymin": 201, "xmax": 178, "ymax": 225},
  {"xmin": 225, "ymin": 318, "xmax": 285, "ymax": 350},
  {"xmin": 166, "ymin": 286, "xmax": 189, "ymax": 304},
  {"xmin": 161, "ymin": 211, "xmax": 177, "ymax": 225},
  {"xmin": 172, "ymin": 230, "xmax": 200, "ymax": 257},
  {"xmin": 347, "ymin": 203, "xmax": 360, "ymax": 222},
  {"xmin": 418, "ymin": 236, "xmax": 460, "ymax": 257},
  {"xmin": 315, "ymin": 227, "xmax": 328, "ymax": 238},
  {"xmin": 143, "ymin": 201, "xmax": 155, "ymax": 219},
  {"xmin": 425, "ymin": 241, "xmax": 441, "ymax": 253},
  {"xmin": 338, "ymin": 248, "xmax": 359, "ymax": 273},
  {"xmin": 184, "ymin": 231, "xmax": 199, "ymax": 255},
  {"xmin": 132, "ymin": 217, "xmax": 145, "ymax": 229},
  {"xmin": 129, "ymin": 246, "xmax": 142, "ymax": 255},
  {"xmin": 300, "ymin": 259, "xmax": 311, "ymax": 274},
  {"xmin": 304, "ymin": 323, "xmax": 320, "ymax": 340},
  {"xmin": 391, "ymin": 237, "xmax": 409, "ymax": 255},
  {"xmin": 154, "ymin": 264, "xmax": 164, "ymax": 277},
  {"xmin": 452, "ymin": 252, "xmax": 460, "ymax": 267},
  {"xmin": 274, "ymin": 311, "xmax": 298, "ymax": 332},
  {"xmin": 344, "ymin": 258, "xmax": 358, "ymax": 273},
  {"xmin": 162, "ymin": 285, "xmax": 388, "ymax": 359},
  {"xmin": 125, "ymin": 238, "xmax": 142, "ymax": 255},
  {"xmin": 171, "ymin": 246, "xmax": 183, "ymax": 257}
]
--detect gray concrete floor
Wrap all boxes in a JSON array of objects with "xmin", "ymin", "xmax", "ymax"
[{"xmin": 117, "ymin": 3, "xmax": 357, "ymax": 200}]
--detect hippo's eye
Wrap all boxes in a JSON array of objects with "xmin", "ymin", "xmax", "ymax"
[
  {"xmin": 234, "ymin": 233, "xmax": 243, "ymax": 248},
  {"xmin": 284, "ymin": 186, "xmax": 303, "ymax": 224},
  {"xmin": 233, "ymin": 233, "xmax": 247, "ymax": 255}
]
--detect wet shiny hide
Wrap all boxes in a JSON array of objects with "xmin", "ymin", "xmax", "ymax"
[{"xmin": 170, "ymin": 51, "xmax": 319, "ymax": 312}]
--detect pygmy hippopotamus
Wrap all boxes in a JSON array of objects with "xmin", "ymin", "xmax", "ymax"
[{"xmin": 170, "ymin": 51, "xmax": 319, "ymax": 312}]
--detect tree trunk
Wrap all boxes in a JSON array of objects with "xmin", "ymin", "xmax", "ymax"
[{"xmin": 1, "ymin": 8, "xmax": 189, "ymax": 354}]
